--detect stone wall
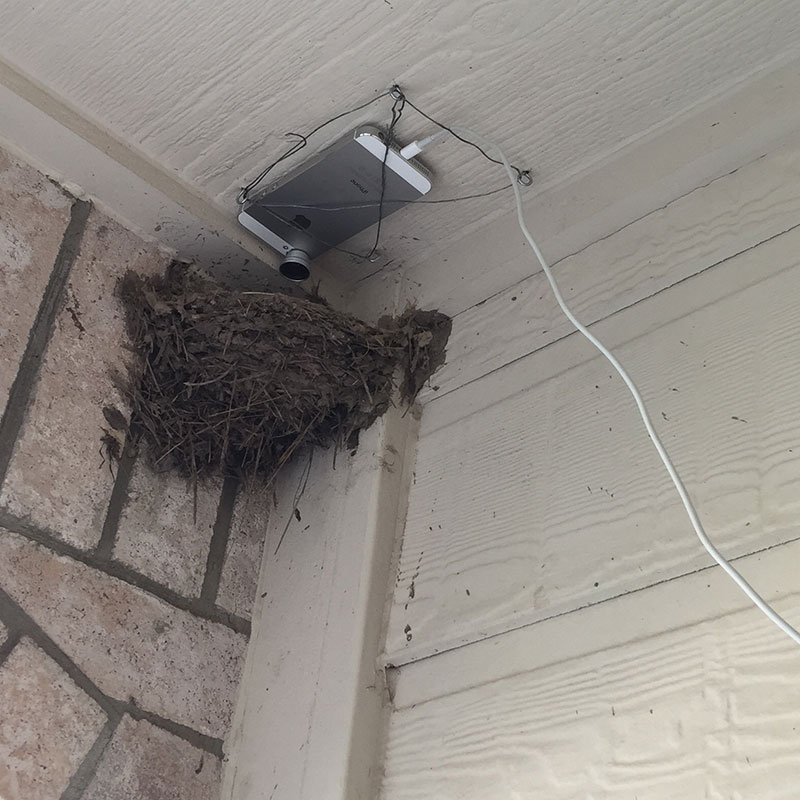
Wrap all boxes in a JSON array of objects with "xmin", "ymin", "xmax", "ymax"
[{"xmin": 0, "ymin": 147, "xmax": 268, "ymax": 799}]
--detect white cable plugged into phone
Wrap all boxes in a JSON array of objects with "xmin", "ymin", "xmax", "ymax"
[
  {"xmin": 411, "ymin": 126, "xmax": 800, "ymax": 646},
  {"xmin": 399, "ymin": 129, "xmax": 449, "ymax": 160}
]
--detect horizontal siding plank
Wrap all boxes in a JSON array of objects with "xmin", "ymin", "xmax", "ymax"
[
  {"xmin": 381, "ymin": 539, "xmax": 800, "ymax": 800},
  {"xmin": 385, "ymin": 225, "xmax": 800, "ymax": 663},
  {"xmin": 423, "ymin": 137, "xmax": 800, "ymax": 401}
]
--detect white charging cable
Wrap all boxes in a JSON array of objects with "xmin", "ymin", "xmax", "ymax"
[
  {"xmin": 400, "ymin": 130, "xmax": 449, "ymax": 160},
  {"xmin": 424, "ymin": 125, "xmax": 800, "ymax": 646}
]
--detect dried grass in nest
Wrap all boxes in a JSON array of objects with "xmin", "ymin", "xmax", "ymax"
[{"xmin": 118, "ymin": 266, "xmax": 450, "ymax": 482}]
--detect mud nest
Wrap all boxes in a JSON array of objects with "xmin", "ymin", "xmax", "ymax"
[{"xmin": 118, "ymin": 267, "xmax": 450, "ymax": 481}]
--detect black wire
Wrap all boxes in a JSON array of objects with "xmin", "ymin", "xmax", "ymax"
[
  {"xmin": 259, "ymin": 183, "xmax": 513, "ymax": 260},
  {"xmin": 366, "ymin": 93, "xmax": 405, "ymax": 261},
  {"xmin": 259, "ymin": 184, "xmax": 512, "ymax": 212},
  {"xmin": 239, "ymin": 89, "xmax": 391, "ymax": 203},
  {"xmin": 264, "ymin": 94, "xmax": 408, "ymax": 263},
  {"xmin": 399, "ymin": 91, "xmax": 527, "ymax": 183},
  {"xmin": 263, "ymin": 181, "xmax": 512, "ymax": 261},
  {"xmin": 239, "ymin": 85, "xmax": 528, "ymax": 262},
  {"xmin": 413, "ymin": 184, "xmax": 512, "ymax": 203},
  {"xmin": 239, "ymin": 91, "xmax": 403, "ymax": 262}
]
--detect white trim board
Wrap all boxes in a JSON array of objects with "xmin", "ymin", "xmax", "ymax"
[
  {"xmin": 221, "ymin": 405, "xmax": 418, "ymax": 800},
  {"xmin": 0, "ymin": 58, "xmax": 346, "ymax": 300}
]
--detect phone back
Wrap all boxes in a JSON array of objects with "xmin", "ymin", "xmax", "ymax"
[{"xmin": 239, "ymin": 126, "xmax": 431, "ymax": 259}]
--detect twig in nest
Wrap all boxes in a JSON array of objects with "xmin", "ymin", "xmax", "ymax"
[
  {"xmin": 99, "ymin": 430, "xmax": 122, "ymax": 479},
  {"xmin": 274, "ymin": 450, "xmax": 314, "ymax": 556}
]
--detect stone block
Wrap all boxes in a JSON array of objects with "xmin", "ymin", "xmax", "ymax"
[
  {"xmin": 0, "ymin": 619, "xmax": 7, "ymax": 648},
  {"xmin": 217, "ymin": 481, "xmax": 270, "ymax": 619},
  {"xmin": 0, "ymin": 637, "xmax": 106, "ymax": 800},
  {"xmin": 0, "ymin": 148, "xmax": 72, "ymax": 417},
  {"xmin": 82, "ymin": 716, "xmax": 220, "ymax": 800},
  {"xmin": 114, "ymin": 462, "xmax": 221, "ymax": 597},
  {"xmin": 0, "ymin": 208, "xmax": 168, "ymax": 549},
  {"xmin": 0, "ymin": 528, "xmax": 246, "ymax": 738}
]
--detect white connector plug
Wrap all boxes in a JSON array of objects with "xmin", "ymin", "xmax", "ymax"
[{"xmin": 399, "ymin": 130, "xmax": 448, "ymax": 160}]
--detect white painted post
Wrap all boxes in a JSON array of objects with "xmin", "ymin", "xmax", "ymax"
[{"xmin": 222, "ymin": 405, "xmax": 418, "ymax": 800}]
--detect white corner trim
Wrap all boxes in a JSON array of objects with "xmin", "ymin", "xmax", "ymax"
[
  {"xmin": 0, "ymin": 57, "xmax": 346, "ymax": 299},
  {"xmin": 222, "ymin": 404, "xmax": 418, "ymax": 800}
]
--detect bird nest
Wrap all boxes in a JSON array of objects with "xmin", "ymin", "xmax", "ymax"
[{"xmin": 118, "ymin": 266, "xmax": 450, "ymax": 482}]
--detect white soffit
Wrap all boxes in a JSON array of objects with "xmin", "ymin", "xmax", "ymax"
[{"xmin": 2, "ymin": 1, "xmax": 800, "ymax": 290}]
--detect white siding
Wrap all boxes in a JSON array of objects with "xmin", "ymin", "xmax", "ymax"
[
  {"xmin": 380, "ymin": 135, "xmax": 800, "ymax": 797},
  {"xmin": 423, "ymin": 136, "xmax": 800, "ymax": 402},
  {"xmin": 382, "ymin": 543, "xmax": 800, "ymax": 799}
]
